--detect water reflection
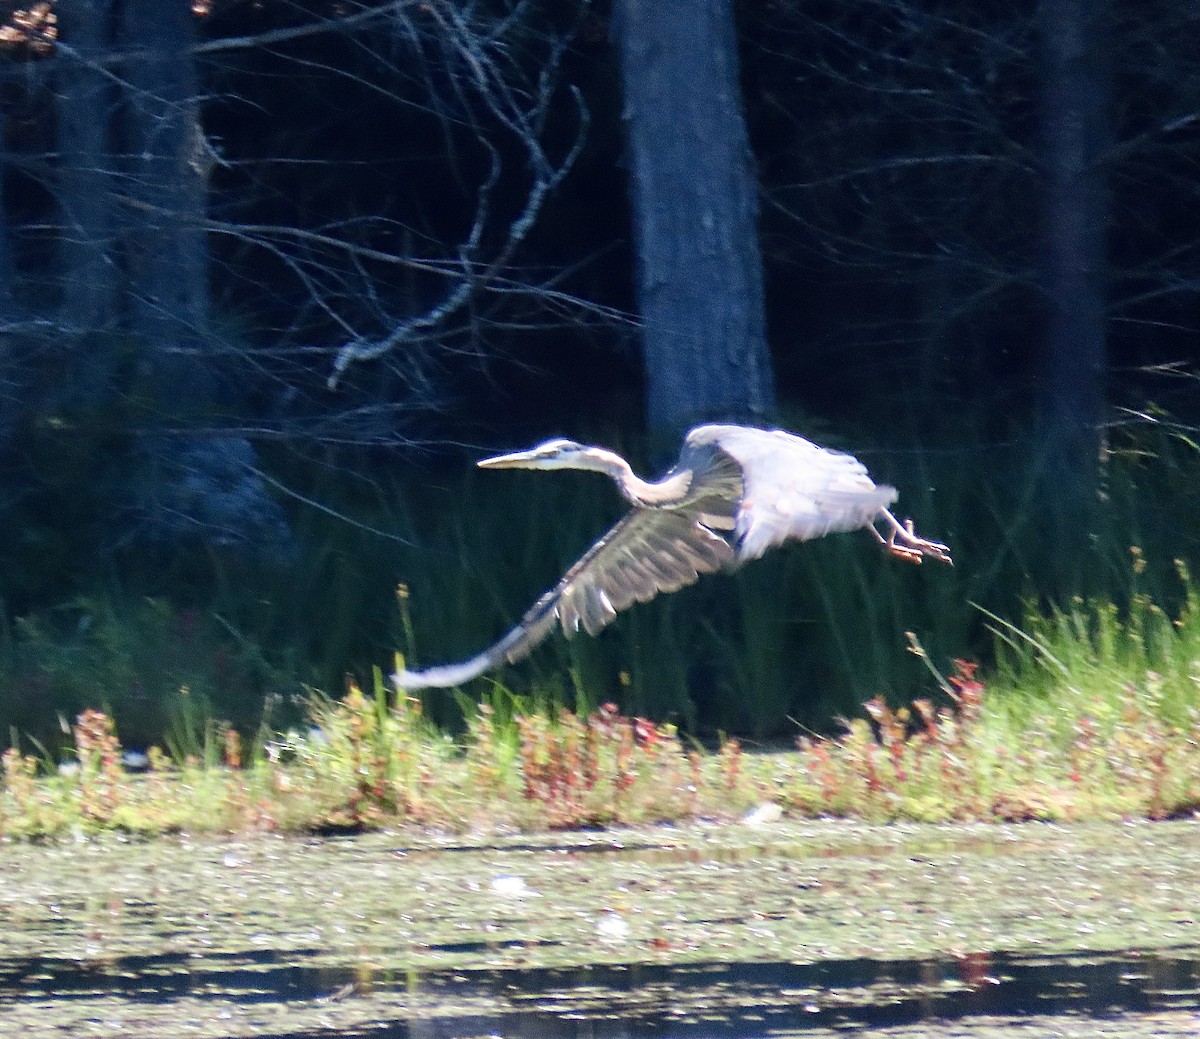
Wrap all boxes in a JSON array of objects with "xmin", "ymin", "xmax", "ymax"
[{"xmin": 2, "ymin": 948, "xmax": 1199, "ymax": 1036}]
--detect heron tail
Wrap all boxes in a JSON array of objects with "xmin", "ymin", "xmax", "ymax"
[
  {"xmin": 392, "ymin": 604, "xmax": 557, "ymax": 690},
  {"xmin": 393, "ymin": 653, "xmax": 496, "ymax": 690}
]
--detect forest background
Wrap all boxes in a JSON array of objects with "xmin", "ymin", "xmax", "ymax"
[{"xmin": 0, "ymin": 0, "xmax": 1198, "ymax": 751}]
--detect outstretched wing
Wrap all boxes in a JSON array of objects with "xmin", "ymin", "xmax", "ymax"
[
  {"xmin": 688, "ymin": 425, "xmax": 898, "ymax": 559},
  {"xmin": 395, "ymin": 502, "xmax": 737, "ymax": 690}
]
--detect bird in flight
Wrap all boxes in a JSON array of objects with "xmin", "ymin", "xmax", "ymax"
[{"xmin": 395, "ymin": 424, "xmax": 951, "ymax": 690}]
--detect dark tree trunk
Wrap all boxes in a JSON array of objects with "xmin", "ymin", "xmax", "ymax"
[
  {"xmin": 1036, "ymin": 0, "xmax": 1111, "ymax": 511},
  {"xmin": 0, "ymin": 94, "xmax": 17, "ymax": 449},
  {"xmin": 0, "ymin": 92, "xmax": 14, "ymax": 324},
  {"xmin": 613, "ymin": 0, "xmax": 775, "ymax": 436},
  {"xmin": 57, "ymin": 0, "xmax": 119, "ymax": 340},
  {"xmin": 119, "ymin": 0, "xmax": 210, "ymax": 394},
  {"xmin": 115, "ymin": 0, "xmax": 290, "ymax": 556}
]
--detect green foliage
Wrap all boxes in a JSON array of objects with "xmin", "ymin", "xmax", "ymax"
[
  {"xmin": 782, "ymin": 659, "xmax": 1029, "ymax": 822},
  {"xmin": 0, "ymin": 595, "xmax": 294, "ymax": 750},
  {"xmin": 0, "ymin": 708, "xmax": 249, "ymax": 838},
  {"xmin": 6, "ymin": 568, "xmax": 1200, "ymax": 838},
  {"xmin": 975, "ymin": 556, "xmax": 1200, "ymax": 816},
  {"xmin": 986, "ymin": 554, "xmax": 1200, "ymax": 729},
  {"xmin": 780, "ymin": 566, "xmax": 1200, "ymax": 823},
  {"xmin": 290, "ymin": 667, "xmax": 458, "ymax": 828}
]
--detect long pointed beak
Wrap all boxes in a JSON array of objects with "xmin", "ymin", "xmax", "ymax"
[{"xmin": 477, "ymin": 448, "xmax": 540, "ymax": 469}]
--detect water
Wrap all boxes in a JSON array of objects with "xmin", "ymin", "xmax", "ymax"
[
  {"xmin": 3, "ymin": 822, "xmax": 1200, "ymax": 1035},
  {"xmin": 3, "ymin": 948, "xmax": 1199, "ymax": 1037}
]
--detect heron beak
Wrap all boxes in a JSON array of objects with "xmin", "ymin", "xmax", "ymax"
[{"xmin": 477, "ymin": 448, "xmax": 541, "ymax": 469}]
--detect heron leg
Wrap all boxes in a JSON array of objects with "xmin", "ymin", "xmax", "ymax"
[{"xmin": 873, "ymin": 509, "xmax": 953, "ymax": 565}]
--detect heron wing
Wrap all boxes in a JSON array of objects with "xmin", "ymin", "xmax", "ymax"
[
  {"xmin": 395, "ymin": 503, "xmax": 737, "ymax": 690},
  {"xmin": 687, "ymin": 425, "xmax": 898, "ymax": 559},
  {"xmin": 549, "ymin": 504, "xmax": 738, "ymax": 630}
]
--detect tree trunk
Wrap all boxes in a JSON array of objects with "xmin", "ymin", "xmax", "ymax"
[
  {"xmin": 119, "ymin": 0, "xmax": 210, "ymax": 395},
  {"xmin": 0, "ymin": 92, "xmax": 17, "ymax": 448},
  {"xmin": 116, "ymin": 0, "xmax": 290, "ymax": 556},
  {"xmin": 57, "ymin": 0, "xmax": 119, "ymax": 340},
  {"xmin": 0, "ymin": 97, "xmax": 13, "ymax": 322},
  {"xmin": 1036, "ymin": 0, "xmax": 1111, "ymax": 505},
  {"xmin": 612, "ymin": 0, "xmax": 775, "ymax": 436}
]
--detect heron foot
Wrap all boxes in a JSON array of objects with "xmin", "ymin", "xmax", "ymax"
[{"xmin": 874, "ymin": 509, "xmax": 953, "ymax": 566}]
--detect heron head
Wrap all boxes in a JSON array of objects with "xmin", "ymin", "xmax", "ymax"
[{"xmin": 477, "ymin": 438, "xmax": 593, "ymax": 471}]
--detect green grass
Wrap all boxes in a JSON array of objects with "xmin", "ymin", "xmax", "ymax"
[
  {"xmin": 773, "ymin": 564, "xmax": 1200, "ymax": 824},
  {"xmin": 5, "ymin": 563, "xmax": 1200, "ymax": 839}
]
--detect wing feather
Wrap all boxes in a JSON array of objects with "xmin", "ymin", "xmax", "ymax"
[{"xmin": 395, "ymin": 506, "xmax": 737, "ymax": 689}]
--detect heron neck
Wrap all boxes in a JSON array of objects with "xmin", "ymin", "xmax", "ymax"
[{"xmin": 586, "ymin": 450, "xmax": 691, "ymax": 507}]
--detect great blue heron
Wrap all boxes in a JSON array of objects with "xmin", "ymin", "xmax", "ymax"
[{"xmin": 394, "ymin": 424, "xmax": 951, "ymax": 690}]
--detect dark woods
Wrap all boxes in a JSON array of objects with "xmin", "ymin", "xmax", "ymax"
[{"xmin": 1, "ymin": 0, "xmax": 1199, "ymax": 745}]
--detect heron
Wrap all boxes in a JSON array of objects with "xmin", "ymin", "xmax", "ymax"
[{"xmin": 394, "ymin": 424, "xmax": 951, "ymax": 690}]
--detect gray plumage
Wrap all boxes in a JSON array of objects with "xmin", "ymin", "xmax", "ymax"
[{"xmin": 395, "ymin": 424, "xmax": 950, "ymax": 690}]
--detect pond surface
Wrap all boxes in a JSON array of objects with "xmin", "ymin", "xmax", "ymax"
[{"xmin": 1, "ymin": 821, "xmax": 1199, "ymax": 1036}]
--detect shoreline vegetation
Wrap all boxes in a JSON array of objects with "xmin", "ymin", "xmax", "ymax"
[{"xmin": 4, "ymin": 570, "xmax": 1200, "ymax": 839}]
